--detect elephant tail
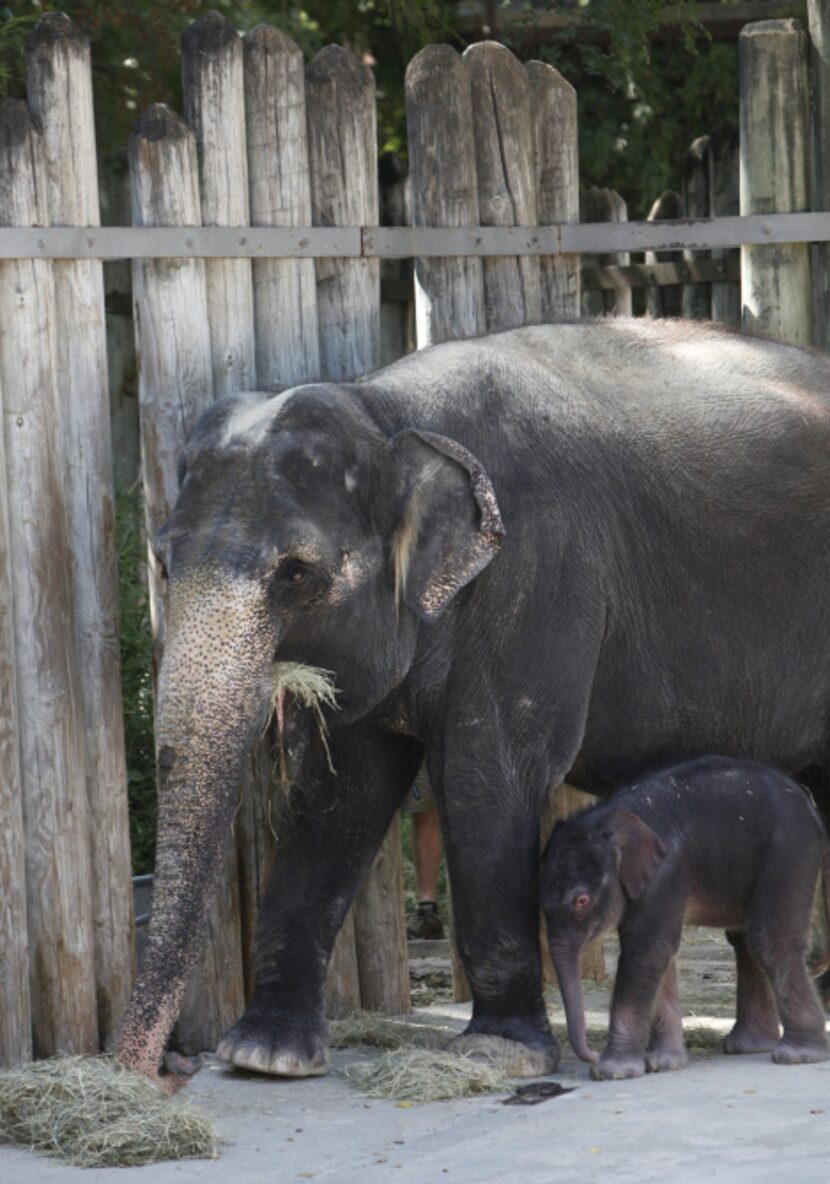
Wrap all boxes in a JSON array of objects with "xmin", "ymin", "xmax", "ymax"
[{"xmin": 809, "ymin": 842, "xmax": 830, "ymax": 979}]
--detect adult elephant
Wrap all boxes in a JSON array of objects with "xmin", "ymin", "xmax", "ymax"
[{"xmin": 117, "ymin": 319, "xmax": 830, "ymax": 1087}]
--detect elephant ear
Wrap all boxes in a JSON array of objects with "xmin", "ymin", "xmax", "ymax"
[
  {"xmin": 389, "ymin": 429, "xmax": 505, "ymax": 622},
  {"xmin": 610, "ymin": 810, "xmax": 667, "ymax": 901}
]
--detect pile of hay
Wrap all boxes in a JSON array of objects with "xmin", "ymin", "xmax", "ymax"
[
  {"xmin": 329, "ymin": 1011, "xmax": 451, "ymax": 1051},
  {"xmin": 343, "ymin": 1048, "xmax": 509, "ymax": 1103},
  {"xmin": 0, "ymin": 1056, "xmax": 219, "ymax": 1168}
]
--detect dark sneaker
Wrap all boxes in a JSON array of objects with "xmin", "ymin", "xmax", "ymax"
[{"xmin": 407, "ymin": 901, "xmax": 445, "ymax": 940}]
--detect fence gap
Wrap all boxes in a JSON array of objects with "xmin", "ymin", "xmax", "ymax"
[
  {"xmin": 645, "ymin": 191, "xmax": 684, "ymax": 318},
  {"xmin": 708, "ymin": 123, "xmax": 741, "ymax": 325},
  {"xmin": 580, "ymin": 188, "xmax": 632, "ymax": 316},
  {"xmin": 682, "ymin": 136, "xmax": 712, "ymax": 321}
]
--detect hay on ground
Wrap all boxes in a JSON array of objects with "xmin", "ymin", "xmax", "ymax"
[
  {"xmin": 342, "ymin": 1048, "xmax": 509, "ymax": 1103},
  {"xmin": 329, "ymin": 1011, "xmax": 452, "ymax": 1051},
  {"xmin": 0, "ymin": 1056, "xmax": 219, "ymax": 1168}
]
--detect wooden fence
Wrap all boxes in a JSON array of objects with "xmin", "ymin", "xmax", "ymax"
[{"xmin": 1, "ymin": 8, "xmax": 830, "ymax": 1066}]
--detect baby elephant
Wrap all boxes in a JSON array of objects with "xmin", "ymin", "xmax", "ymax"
[{"xmin": 541, "ymin": 756, "xmax": 830, "ymax": 1080}]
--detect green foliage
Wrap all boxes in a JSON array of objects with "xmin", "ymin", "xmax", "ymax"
[
  {"xmin": 116, "ymin": 485, "xmax": 156, "ymax": 874},
  {"xmin": 0, "ymin": 8, "xmax": 36, "ymax": 96},
  {"xmin": 505, "ymin": 1, "xmax": 739, "ymax": 215}
]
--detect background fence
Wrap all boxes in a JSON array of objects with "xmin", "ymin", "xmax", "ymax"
[{"xmin": 1, "ymin": 7, "xmax": 830, "ymax": 1066}]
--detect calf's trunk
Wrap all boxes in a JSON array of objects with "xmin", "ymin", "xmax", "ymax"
[{"xmin": 550, "ymin": 939, "xmax": 598, "ymax": 1064}]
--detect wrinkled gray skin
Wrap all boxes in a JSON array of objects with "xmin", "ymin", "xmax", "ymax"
[
  {"xmin": 542, "ymin": 757, "xmax": 830, "ymax": 1080},
  {"xmin": 117, "ymin": 319, "xmax": 830, "ymax": 1088}
]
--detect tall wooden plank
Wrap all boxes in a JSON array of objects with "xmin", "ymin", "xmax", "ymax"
[
  {"xmin": 0, "ymin": 374, "xmax": 29, "ymax": 1067},
  {"xmin": 465, "ymin": 41, "xmax": 541, "ymax": 331},
  {"xmin": 353, "ymin": 815, "xmax": 411, "ymax": 1014},
  {"xmin": 182, "ymin": 12, "xmax": 256, "ymax": 398},
  {"xmin": 406, "ymin": 44, "xmax": 485, "ymax": 346},
  {"xmin": 708, "ymin": 123, "xmax": 741, "ymax": 325},
  {"xmin": 306, "ymin": 42, "xmax": 380, "ymax": 1009},
  {"xmin": 130, "ymin": 104, "xmax": 245, "ymax": 1054},
  {"xmin": 307, "ymin": 45, "xmax": 379, "ymax": 380},
  {"xmin": 26, "ymin": 11, "xmax": 133, "ymax": 1050},
  {"xmin": 808, "ymin": 0, "xmax": 830, "ymax": 350},
  {"xmin": 645, "ymin": 190, "xmax": 684, "ymax": 318},
  {"xmin": 324, "ymin": 911, "xmax": 362, "ymax": 1019},
  {"xmin": 0, "ymin": 99, "xmax": 97, "ymax": 1057},
  {"xmin": 244, "ymin": 24, "xmax": 320, "ymax": 386},
  {"xmin": 681, "ymin": 136, "xmax": 712, "ymax": 321},
  {"xmin": 740, "ymin": 19, "xmax": 813, "ymax": 346},
  {"xmin": 580, "ymin": 188, "xmax": 632, "ymax": 317},
  {"xmin": 527, "ymin": 60, "xmax": 579, "ymax": 321}
]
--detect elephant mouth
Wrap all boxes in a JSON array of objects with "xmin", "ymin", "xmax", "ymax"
[{"xmin": 271, "ymin": 661, "xmax": 340, "ymax": 783}]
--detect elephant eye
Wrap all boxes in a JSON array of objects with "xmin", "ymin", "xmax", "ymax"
[
  {"xmin": 574, "ymin": 893, "xmax": 591, "ymax": 911},
  {"xmin": 281, "ymin": 560, "xmax": 310, "ymax": 587}
]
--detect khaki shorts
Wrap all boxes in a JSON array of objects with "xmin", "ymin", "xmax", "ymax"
[{"xmin": 404, "ymin": 763, "xmax": 434, "ymax": 814}]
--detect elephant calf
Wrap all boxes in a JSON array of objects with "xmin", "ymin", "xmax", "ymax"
[{"xmin": 541, "ymin": 756, "xmax": 830, "ymax": 1080}]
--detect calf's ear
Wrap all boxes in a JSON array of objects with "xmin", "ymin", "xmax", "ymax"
[
  {"xmin": 388, "ymin": 429, "xmax": 505, "ymax": 622},
  {"xmin": 610, "ymin": 810, "xmax": 667, "ymax": 901}
]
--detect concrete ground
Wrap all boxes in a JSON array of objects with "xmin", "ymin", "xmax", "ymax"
[{"xmin": 3, "ymin": 930, "xmax": 830, "ymax": 1183}]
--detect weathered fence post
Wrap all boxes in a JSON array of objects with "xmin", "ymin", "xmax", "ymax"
[
  {"xmin": 645, "ymin": 191, "xmax": 684, "ymax": 318},
  {"xmin": 182, "ymin": 12, "xmax": 256, "ymax": 398},
  {"xmin": 353, "ymin": 825, "xmax": 411, "ymax": 1012},
  {"xmin": 708, "ymin": 123, "xmax": 741, "ymax": 326},
  {"xmin": 244, "ymin": 24, "xmax": 320, "ymax": 386},
  {"xmin": 465, "ymin": 41, "xmax": 541, "ymax": 330},
  {"xmin": 682, "ymin": 137, "xmax": 712, "ymax": 320},
  {"xmin": 26, "ymin": 11, "xmax": 133, "ymax": 1050},
  {"xmin": 527, "ymin": 61, "xmax": 580, "ymax": 320},
  {"xmin": 808, "ymin": 0, "xmax": 830, "ymax": 350},
  {"xmin": 0, "ymin": 377, "xmax": 28, "ymax": 1067},
  {"xmin": 307, "ymin": 45, "xmax": 379, "ymax": 380},
  {"xmin": 0, "ymin": 99, "xmax": 97, "ymax": 1058},
  {"xmin": 130, "ymin": 103, "xmax": 246, "ymax": 1053},
  {"xmin": 580, "ymin": 188, "xmax": 632, "ymax": 317},
  {"xmin": 406, "ymin": 44, "xmax": 486, "ymax": 345},
  {"xmin": 306, "ymin": 40, "xmax": 409, "ymax": 1013},
  {"xmin": 740, "ymin": 20, "xmax": 812, "ymax": 346}
]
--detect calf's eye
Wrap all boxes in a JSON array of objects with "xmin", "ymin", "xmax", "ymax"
[{"xmin": 574, "ymin": 893, "xmax": 591, "ymax": 910}]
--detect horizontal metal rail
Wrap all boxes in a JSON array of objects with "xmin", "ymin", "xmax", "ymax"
[{"xmin": 1, "ymin": 212, "xmax": 829, "ymax": 259}]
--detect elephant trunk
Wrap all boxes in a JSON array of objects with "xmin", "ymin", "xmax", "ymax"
[
  {"xmin": 550, "ymin": 939, "xmax": 598, "ymax": 1065},
  {"xmin": 118, "ymin": 577, "xmax": 275, "ymax": 1084}
]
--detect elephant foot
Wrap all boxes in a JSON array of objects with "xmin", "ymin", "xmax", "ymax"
[
  {"xmin": 723, "ymin": 1023, "xmax": 779, "ymax": 1056},
  {"xmin": 591, "ymin": 1051, "xmax": 646, "ymax": 1081},
  {"xmin": 645, "ymin": 1044, "xmax": 687, "ymax": 1073},
  {"xmin": 771, "ymin": 1036, "xmax": 830, "ymax": 1065},
  {"xmin": 215, "ymin": 1009, "xmax": 329, "ymax": 1078},
  {"xmin": 449, "ymin": 1028, "xmax": 560, "ymax": 1079}
]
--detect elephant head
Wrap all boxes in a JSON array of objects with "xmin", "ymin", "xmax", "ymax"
[
  {"xmin": 117, "ymin": 383, "xmax": 504, "ymax": 1084},
  {"xmin": 541, "ymin": 809, "xmax": 667, "ymax": 1064}
]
